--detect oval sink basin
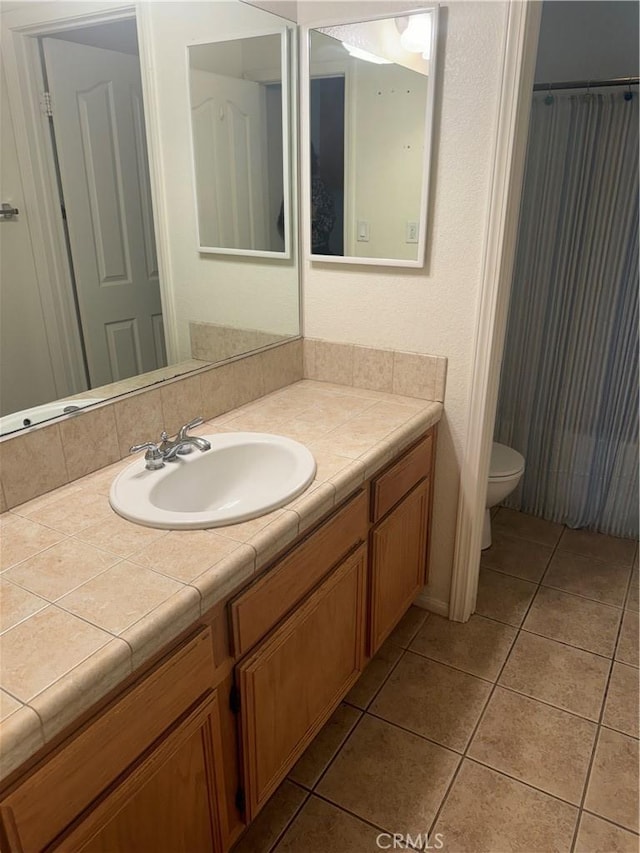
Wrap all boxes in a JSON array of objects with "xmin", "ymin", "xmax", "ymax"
[{"xmin": 109, "ymin": 433, "xmax": 317, "ymax": 529}]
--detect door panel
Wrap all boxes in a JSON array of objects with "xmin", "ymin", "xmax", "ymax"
[{"xmin": 43, "ymin": 37, "xmax": 164, "ymax": 388}]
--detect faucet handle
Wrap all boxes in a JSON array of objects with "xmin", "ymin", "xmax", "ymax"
[
  {"xmin": 177, "ymin": 417, "xmax": 204, "ymax": 440},
  {"xmin": 129, "ymin": 441, "xmax": 165, "ymax": 470}
]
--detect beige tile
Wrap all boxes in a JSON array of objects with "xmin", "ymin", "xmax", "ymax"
[
  {"xmin": 113, "ymin": 389, "xmax": 164, "ymax": 458},
  {"xmin": 261, "ymin": 340, "xmax": 303, "ymax": 394},
  {"xmin": 0, "ymin": 704, "xmax": 44, "ymax": 781},
  {"xmin": 4, "ymin": 538, "xmax": 118, "ymax": 601},
  {"xmin": 386, "ymin": 605, "xmax": 428, "ymax": 649},
  {"xmin": 0, "ymin": 516, "xmax": 65, "ymax": 570},
  {"xmin": 480, "ymin": 530, "xmax": 554, "ymax": 582},
  {"xmin": 328, "ymin": 461, "xmax": 366, "ymax": 505},
  {"xmin": 0, "ymin": 689, "xmax": 22, "ymax": 722},
  {"xmin": 288, "ymin": 483, "xmax": 335, "ymax": 533},
  {"xmin": 575, "ymin": 812, "xmax": 639, "ymax": 853},
  {"xmin": 310, "ymin": 450, "xmax": 354, "ymax": 485},
  {"xmin": 616, "ymin": 610, "xmax": 639, "ymax": 667},
  {"xmin": 475, "ymin": 568, "xmax": 537, "ymax": 627},
  {"xmin": 18, "ymin": 489, "xmax": 114, "ymax": 536},
  {"xmin": 274, "ymin": 795, "xmax": 382, "ymax": 853},
  {"xmin": 129, "ymin": 529, "xmax": 243, "ymax": 583},
  {"xmin": 189, "ymin": 544, "xmax": 255, "ymax": 613},
  {"xmin": 318, "ymin": 714, "xmax": 459, "ymax": 835},
  {"xmin": 58, "ymin": 560, "xmax": 183, "ymax": 635},
  {"xmin": 311, "ymin": 340, "xmax": 354, "ymax": 385},
  {"xmin": 585, "ymin": 727, "xmax": 639, "ymax": 832},
  {"xmin": 76, "ymin": 512, "xmax": 167, "ymax": 558},
  {"xmin": 246, "ymin": 511, "xmax": 300, "ymax": 571},
  {"xmin": 626, "ymin": 568, "xmax": 639, "ymax": 611},
  {"xmin": 493, "ymin": 507, "xmax": 563, "ymax": 547},
  {"xmin": 410, "ymin": 614, "xmax": 517, "ymax": 681},
  {"xmin": 10, "ymin": 481, "xmax": 84, "ymax": 518},
  {"xmin": 433, "ymin": 759, "xmax": 578, "ymax": 853},
  {"xmin": 371, "ymin": 652, "xmax": 491, "ymax": 751},
  {"xmin": 201, "ymin": 355, "xmax": 265, "ymax": 419},
  {"xmin": 302, "ymin": 338, "xmax": 315, "ymax": 379},
  {"xmin": 603, "ymin": 662, "xmax": 639, "ymax": 738},
  {"xmin": 345, "ymin": 638, "xmax": 403, "ymax": 709},
  {"xmin": 352, "ymin": 346, "xmax": 393, "ymax": 392},
  {"xmin": 59, "ymin": 406, "xmax": 121, "ymax": 480},
  {"xmin": 469, "ymin": 687, "xmax": 597, "ymax": 804},
  {"xmin": 121, "ymin": 587, "xmax": 201, "ymax": 670},
  {"xmin": 0, "ymin": 580, "xmax": 48, "ymax": 632},
  {"xmin": 559, "ymin": 528, "xmax": 636, "ymax": 566},
  {"xmin": 0, "ymin": 605, "xmax": 113, "ymax": 701},
  {"xmin": 160, "ymin": 374, "xmax": 204, "ymax": 436},
  {"xmin": 77, "ymin": 457, "xmax": 133, "ymax": 496},
  {"xmin": 233, "ymin": 780, "xmax": 307, "ymax": 853},
  {"xmin": 289, "ymin": 703, "xmax": 361, "ymax": 789},
  {"xmin": 30, "ymin": 638, "xmax": 132, "ymax": 741},
  {"xmin": 524, "ymin": 587, "xmax": 622, "ymax": 656},
  {"xmin": 499, "ymin": 632, "xmax": 610, "ymax": 720},
  {"xmin": 544, "ymin": 550, "xmax": 632, "ymax": 607},
  {"xmin": 0, "ymin": 424, "xmax": 68, "ymax": 507},
  {"xmin": 392, "ymin": 351, "xmax": 437, "ymax": 400}
]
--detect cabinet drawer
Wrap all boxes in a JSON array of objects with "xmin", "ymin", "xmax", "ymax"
[
  {"xmin": 0, "ymin": 629, "xmax": 214, "ymax": 853},
  {"xmin": 237, "ymin": 544, "xmax": 367, "ymax": 819},
  {"xmin": 371, "ymin": 431, "xmax": 433, "ymax": 523},
  {"xmin": 230, "ymin": 490, "xmax": 368, "ymax": 658}
]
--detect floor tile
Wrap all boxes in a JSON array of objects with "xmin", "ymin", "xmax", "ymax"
[
  {"xmin": 468, "ymin": 687, "xmax": 597, "ymax": 804},
  {"xmin": 317, "ymin": 715, "xmax": 460, "ymax": 836},
  {"xmin": 574, "ymin": 812, "xmax": 639, "ymax": 853},
  {"xmin": 584, "ymin": 727, "xmax": 639, "ymax": 832},
  {"xmin": 386, "ymin": 605, "xmax": 428, "ymax": 649},
  {"xmin": 370, "ymin": 652, "xmax": 491, "ymax": 752},
  {"xmin": 543, "ymin": 551, "xmax": 631, "ymax": 606},
  {"xmin": 558, "ymin": 529, "xmax": 636, "ymax": 566},
  {"xmin": 499, "ymin": 632, "xmax": 610, "ymax": 720},
  {"xmin": 475, "ymin": 568, "xmax": 537, "ymax": 627},
  {"xmin": 616, "ymin": 610, "xmax": 639, "ymax": 667},
  {"xmin": 493, "ymin": 507, "xmax": 564, "ymax": 547},
  {"xmin": 523, "ymin": 587, "xmax": 622, "ymax": 657},
  {"xmin": 625, "ymin": 568, "xmax": 639, "ymax": 611},
  {"xmin": 273, "ymin": 796, "xmax": 382, "ymax": 853},
  {"xmin": 232, "ymin": 780, "xmax": 306, "ymax": 853},
  {"xmin": 602, "ymin": 662, "xmax": 639, "ymax": 738},
  {"xmin": 345, "ymin": 638, "xmax": 402, "ymax": 709},
  {"xmin": 409, "ymin": 614, "xmax": 516, "ymax": 681},
  {"xmin": 289, "ymin": 704, "xmax": 361, "ymax": 789},
  {"xmin": 480, "ymin": 530, "xmax": 554, "ymax": 582},
  {"xmin": 433, "ymin": 759, "xmax": 577, "ymax": 853}
]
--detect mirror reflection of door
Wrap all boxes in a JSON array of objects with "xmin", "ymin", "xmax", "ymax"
[
  {"xmin": 42, "ymin": 27, "xmax": 165, "ymax": 391},
  {"xmin": 310, "ymin": 77, "xmax": 345, "ymax": 256}
]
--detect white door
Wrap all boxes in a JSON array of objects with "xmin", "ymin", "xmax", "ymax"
[
  {"xmin": 43, "ymin": 37, "xmax": 166, "ymax": 388},
  {"xmin": 190, "ymin": 68, "xmax": 269, "ymax": 250}
]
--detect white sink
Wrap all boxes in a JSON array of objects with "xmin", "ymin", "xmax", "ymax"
[{"xmin": 109, "ymin": 432, "xmax": 317, "ymax": 529}]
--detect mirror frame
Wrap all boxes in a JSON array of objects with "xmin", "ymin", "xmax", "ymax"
[
  {"xmin": 186, "ymin": 25, "xmax": 295, "ymax": 259},
  {"xmin": 300, "ymin": 5, "xmax": 439, "ymax": 268}
]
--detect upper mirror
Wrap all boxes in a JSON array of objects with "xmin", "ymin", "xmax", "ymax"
[
  {"xmin": 188, "ymin": 29, "xmax": 292, "ymax": 257},
  {"xmin": 305, "ymin": 9, "xmax": 438, "ymax": 267}
]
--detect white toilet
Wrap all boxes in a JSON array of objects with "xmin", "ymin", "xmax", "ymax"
[{"xmin": 483, "ymin": 442, "xmax": 525, "ymax": 549}]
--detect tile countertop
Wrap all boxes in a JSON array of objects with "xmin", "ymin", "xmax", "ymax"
[{"xmin": 0, "ymin": 380, "xmax": 442, "ymax": 780}]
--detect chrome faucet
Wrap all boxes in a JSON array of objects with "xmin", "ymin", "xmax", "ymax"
[{"xmin": 130, "ymin": 417, "xmax": 211, "ymax": 470}]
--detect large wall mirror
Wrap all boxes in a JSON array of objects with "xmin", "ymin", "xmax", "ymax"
[
  {"xmin": 0, "ymin": 0, "xmax": 299, "ymax": 439},
  {"xmin": 188, "ymin": 30, "xmax": 292, "ymax": 257},
  {"xmin": 302, "ymin": 8, "xmax": 439, "ymax": 267}
]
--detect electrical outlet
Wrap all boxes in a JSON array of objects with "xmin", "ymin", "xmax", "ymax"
[{"xmin": 406, "ymin": 221, "xmax": 419, "ymax": 243}]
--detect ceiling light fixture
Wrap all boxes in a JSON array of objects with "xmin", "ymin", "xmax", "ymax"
[
  {"xmin": 399, "ymin": 13, "xmax": 432, "ymax": 60},
  {"xmin": 342, "ymin": 42, "xmax": 392, "ymax": 64}
]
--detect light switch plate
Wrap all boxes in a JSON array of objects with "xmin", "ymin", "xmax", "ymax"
[
  {"xmin": 406, "ymin": 221, "xmax": 419, "ymax": 243},
  {"xmin": 357, "ymin": 220, "xmax": 370, "ymax": 242}
]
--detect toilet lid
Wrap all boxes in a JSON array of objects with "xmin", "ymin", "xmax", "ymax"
[{"xmin": 490, "ymin": 442, "xmax": 525, "ymax": 478}]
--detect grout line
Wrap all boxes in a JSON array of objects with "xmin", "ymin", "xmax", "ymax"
[
  {"xmin": 579, "ymin": 808, "xmax": 640, "ymax": 837},
  {"xmin": 260, "ymin": 783, "xmax": 311, "ymax": 853}
]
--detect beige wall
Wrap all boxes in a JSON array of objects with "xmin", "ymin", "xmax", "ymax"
[{"xmin": 299, "ymin": 1, "xmax": 510, "ymax": 611}]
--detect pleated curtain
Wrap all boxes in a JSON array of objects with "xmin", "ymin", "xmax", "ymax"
[{"xmin": 495, "ymin": 91, "xmax": 639, "ymax": 539}]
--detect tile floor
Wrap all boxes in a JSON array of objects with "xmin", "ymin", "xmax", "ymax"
[{"xmin": 232, "ymin": 508, "xmax": 639, "ymax": 853}]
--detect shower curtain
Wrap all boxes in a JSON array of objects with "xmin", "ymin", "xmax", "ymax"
[{"xmin": 495, "ymin": 90, "xmax": 639, "ymax": 539}]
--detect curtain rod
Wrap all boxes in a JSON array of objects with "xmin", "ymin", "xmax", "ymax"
[{"xmin": 534, "ymin": 76, "xmax": 639, "ymax": 92}]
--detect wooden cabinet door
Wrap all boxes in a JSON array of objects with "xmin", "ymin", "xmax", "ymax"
[
  {"xmin": 370, "ymin": 478, "xmax": 430, "ymax": 654},
  {"xmin": 55, "ymin": 693, "xmax": 225, "ymax": 853},
  {"xmin": 237, "ymin": 545, "xmax": 367, "ymax": 820}
]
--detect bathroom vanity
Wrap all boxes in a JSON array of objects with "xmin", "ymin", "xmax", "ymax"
[{"xmin": 0, "ymin": 422, "xmax": 436, "ymax": 852}]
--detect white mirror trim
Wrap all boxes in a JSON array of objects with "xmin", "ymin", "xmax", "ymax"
[{"xmin": 300, "ymin": 5, "xmax": 439, "ymax": 268}]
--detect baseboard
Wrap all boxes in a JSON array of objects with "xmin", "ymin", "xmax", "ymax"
[{"xmin": 414, "ymin": 591, "xmax": 449, "ymax": 618}]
